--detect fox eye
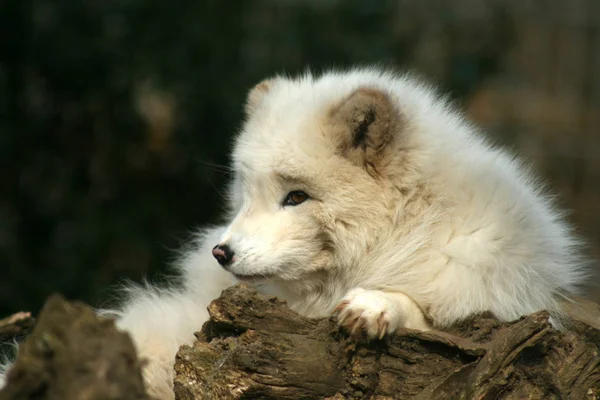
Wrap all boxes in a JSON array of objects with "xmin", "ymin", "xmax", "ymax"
[{"xmin": 283, "ymin": 190, "xmax": 309, "ymax": 206}]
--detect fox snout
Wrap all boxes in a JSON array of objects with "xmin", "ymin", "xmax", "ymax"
[{"xmin": 212, "ymin": 244, "xmax": 235, "ymax": 268}]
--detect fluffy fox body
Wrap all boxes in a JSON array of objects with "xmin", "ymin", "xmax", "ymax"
[{"xmin": 0, "ymin": 68, "xmax": 588, "ymax": 399}]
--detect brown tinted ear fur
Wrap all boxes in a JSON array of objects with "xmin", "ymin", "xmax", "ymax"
[
  {"xmin": 245, "ymin": 78, "xmax": 278, "ymax": 115},
  {"xmin": 327, "ymin": 87, "xmax": 401, "ymax": 175}
]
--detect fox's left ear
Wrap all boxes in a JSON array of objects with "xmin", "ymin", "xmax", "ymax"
[
  {"xmin": 245, "ymin": 78, "xmax": 279, "ymax": 115},
  {"xmin": 327, "ymin": 87, "xmax": 400, "ymax": 173}
]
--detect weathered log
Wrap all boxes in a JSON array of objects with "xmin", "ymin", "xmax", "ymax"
[
  {"xmin": 174, "ymin": 285, "xmax": 600, "ymax": 400},
  {"xmin": 0, "ymin": 312, "xmax": 35, "ymax": 347},
  {"xmin": 1, "ymin": 286, "xmax": 599, "ymax": 399},
  {"xmin": 0, "ymin": 295, "xmax": 148, "ymax": 400}
]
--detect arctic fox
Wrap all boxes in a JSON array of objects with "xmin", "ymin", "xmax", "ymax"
[{"xmin": 0, "ymin": 68, "xmax": 588, "ymax": 399}]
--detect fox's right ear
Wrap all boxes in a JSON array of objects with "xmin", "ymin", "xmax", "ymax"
[
  {"xmin": 327, "ymin": 86, "xmax": 402, "ymax": 176},
  {"xmin": 245, "ymin": 78, "xmax": 278, "ymax": 115}
]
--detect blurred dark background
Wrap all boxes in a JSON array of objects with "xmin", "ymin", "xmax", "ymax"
[{"xmin": 1, "ymin": 0, "xmax": 599, "ymax": 317}]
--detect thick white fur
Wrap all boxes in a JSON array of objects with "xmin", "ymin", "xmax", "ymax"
[{"xmin": 0, "ymin": 68, "xmax": 588, "ymax": 399}]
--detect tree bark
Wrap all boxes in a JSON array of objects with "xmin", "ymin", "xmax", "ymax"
[
  {"xmin": 1, "ymin": 286, "xmax": 599, "ymax": 399},
  {"xmin": 0, "ymin": 295, "xmax": 148, "ymax": 400},
  {"xmin": 0, "ymin": 311, "xmax": 35, "ymax": 346},
  {"xmin": 174, "ymin": 285, "xmax": 600, "ymax": 400}
]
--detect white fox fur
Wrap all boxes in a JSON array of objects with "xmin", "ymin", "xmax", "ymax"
[{"xmin": 0, "ymin": 68, "xmax": 588, "ymax": 399}]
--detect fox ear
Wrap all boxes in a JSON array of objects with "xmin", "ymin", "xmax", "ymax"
[
  {"xmin": 245, "ymin": 78, "xmax": 278, "ymax": 115},
  {"xmin": 328, "ymin": 87, "xmax": 400, "ymax": 173}
]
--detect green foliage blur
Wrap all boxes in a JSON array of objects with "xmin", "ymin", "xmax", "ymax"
[{"xmin": 0, "ymin": 0, "xmax": 532, "ymax": 315}]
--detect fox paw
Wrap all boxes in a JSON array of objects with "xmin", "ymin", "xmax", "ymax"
[{"xmin": 333, "ymin": 288, "xmax": 392, "ymax": 340}]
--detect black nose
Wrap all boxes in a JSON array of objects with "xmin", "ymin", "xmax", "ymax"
[{"xmin": 212, "ymin": 244, "xmax": 234, "ymax": 267}]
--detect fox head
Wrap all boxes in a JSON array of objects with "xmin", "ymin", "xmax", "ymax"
[{"xmin": 212, "ymin": 70, "xmax": 425, "ymax": 285}]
